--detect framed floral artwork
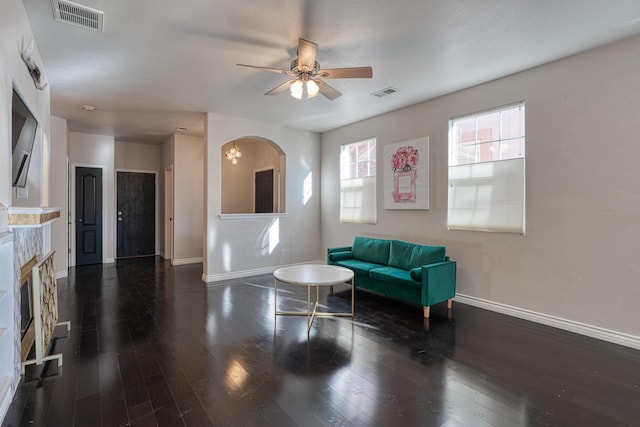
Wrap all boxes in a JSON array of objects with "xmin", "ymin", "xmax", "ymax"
[{"xmin": 383, "ymin": 137, "xmax": 429, "ymax": 210}]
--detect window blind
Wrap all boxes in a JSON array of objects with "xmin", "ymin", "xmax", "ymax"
[
  {"xmin": 340, "ymin": 176, "xmax": 377, "ymax": 224},
  {"xmin": 448, "ymin": 158, "xmax": 525, "ymax": 233}
]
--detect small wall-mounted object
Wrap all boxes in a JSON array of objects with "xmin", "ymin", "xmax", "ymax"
[
  {"xmin": 20, "ymin": 39, "xmax": 48, "ymax": 90},
  {"xmin": 16, "ymin": 186, "xmax": 28, "ymax": 199}
]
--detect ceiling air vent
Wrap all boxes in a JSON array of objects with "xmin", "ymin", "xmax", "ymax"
[
  {"xmin": 372, "ymin": 87, "xmax": 399, "ymax": 98},
  {"xmin": 51, "ymin": 0, "xmax": 104, "ymax": 31}
]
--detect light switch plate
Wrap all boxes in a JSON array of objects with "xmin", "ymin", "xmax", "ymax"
[{"xmin": 16, "ymin": 186, "xmax": 28, "ymax": 199}]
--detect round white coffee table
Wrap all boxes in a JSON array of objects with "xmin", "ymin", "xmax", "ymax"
[{"xmin": 273, "ymin": 264, "xmax": 354, "ymax": 333}]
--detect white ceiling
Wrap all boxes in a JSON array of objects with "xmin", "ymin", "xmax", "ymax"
[{"xmin": 22, "ymin": 0, "xmax": 640, "ymax": 144}]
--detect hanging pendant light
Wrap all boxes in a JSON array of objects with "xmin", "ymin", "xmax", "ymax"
[{"xmin": 225, "ymin": 142, "xmax": 242, "ymax": 164}]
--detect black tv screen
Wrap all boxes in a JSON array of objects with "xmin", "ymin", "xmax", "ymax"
[{"xmin": 11, "ymin": 89, "xmax": 38, "ymax": 188}]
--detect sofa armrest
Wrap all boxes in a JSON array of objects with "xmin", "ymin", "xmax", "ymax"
[
  {"xmin": 419, "ymin": 261, "xmax": 457, "ymax": 307},
  {"xmin": 327, "ymin": 246, "xmax": 354, "ymax": 263}
]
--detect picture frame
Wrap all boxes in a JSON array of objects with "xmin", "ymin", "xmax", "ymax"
[{"xmin": 383, "ymin": 137, "xmax": 429, "ymax": 210}]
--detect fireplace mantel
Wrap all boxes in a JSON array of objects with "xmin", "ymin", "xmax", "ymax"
[{"xmin": 8, "ymin": 207, "xmax": 61, "ymax": 228}]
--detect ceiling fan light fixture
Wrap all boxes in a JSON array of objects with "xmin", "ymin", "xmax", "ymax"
[
  {"xmin": 239, "ymin": 38, "xmax": 371, "ymax": 101},
  {"xmin": 290, "ymin": 79, "xmax": 304, "ymax": 99},
  {"xmin": 306, "ymin": 79, "xmax": 319, "ymax": 98}
]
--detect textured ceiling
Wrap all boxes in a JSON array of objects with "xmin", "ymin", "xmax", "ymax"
[{"xmin": 22, "ymin": 0, "xmax": 640, "ymax": 143}]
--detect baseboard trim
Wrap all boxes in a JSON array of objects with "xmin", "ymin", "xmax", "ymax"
[
  {"xmin": 202, "ymin": 260, "xmax": 325, "ymax": 283},
  {"xmin": 56, "ymin": 270, "xmax": 68, "ymax": 279},
  {"xmin": 454, "ymin": 293, "xmax": 640, "ymax": 350},
  {"xmin": 173, "ymin": 257, "xmax": 203, "ymax": 266}
]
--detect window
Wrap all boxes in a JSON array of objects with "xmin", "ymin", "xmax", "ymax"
[
  {"xmin": 340, "ymin": 138, "xmax": 377, "ymax": 223},
  {"xmin": 448, "ymin": 103, "xmax": 525, "ymax": 233}
]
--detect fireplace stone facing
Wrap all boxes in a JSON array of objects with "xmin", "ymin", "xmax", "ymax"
[
  {"xmin": 0, "ymin": 207, "xmax": 60, "ymax": 422},
  {"xmin": 11, "ymin": 228, "xmax": 44, "ymax": 383}
]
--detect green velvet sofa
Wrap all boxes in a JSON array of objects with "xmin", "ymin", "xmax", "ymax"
[{"xmin": 327, "ymin": 236, "xmax": 456, "ymax": 318}]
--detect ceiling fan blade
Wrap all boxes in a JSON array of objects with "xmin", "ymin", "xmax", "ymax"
[
  {"xmin": 237, "ymin": 64, "xmax": 294, "ymax": 76},
  {"xmin": 297, "ymin": 38, "xmax": 317, "ymax": 72},
  {"xmin": 265, "ymin": 80, "xmax": 295, "ymax": 96},
  {"xmin": 317, "ymin": 67, "xmax": 373, "ymax": 79},
  {"xmin": 316, "ymin": 79, "xmax": 342, "ymax": 100}
]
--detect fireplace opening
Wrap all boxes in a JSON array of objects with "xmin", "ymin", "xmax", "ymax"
[
  {"xmin": 20, "ymin": 277, "xmax": 33, "ymax": 339},
  {"xmin": 19, "ymin": 256, "xmax": 38, "ymax": 361}
]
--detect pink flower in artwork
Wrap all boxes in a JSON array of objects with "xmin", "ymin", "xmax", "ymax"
[{"xmin": 391, "ymin": 146, "xmax": 419, "ymax": 172}]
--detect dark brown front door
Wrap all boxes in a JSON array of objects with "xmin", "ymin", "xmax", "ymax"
[
  {"xmin": 75, "ymin": 167, "xmax": 103, "ymax": 265},
  {"xmin": 117, "ymin": 172, "xmax": 155, "ymax": 258}
]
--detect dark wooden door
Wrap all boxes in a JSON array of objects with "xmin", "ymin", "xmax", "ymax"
[
  {"xmin": 255, "ymin": 169, "xmax": 274, "ymax": 213},
  {"xmin": 75, "ymin": 167, "xmax": 103, "ymax": 265},
  {"xmin": 117, "ymin": 172, "xmax": 155, "ymax": 258}
]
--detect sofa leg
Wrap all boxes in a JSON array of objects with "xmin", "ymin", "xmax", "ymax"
[
  {"xmin": 423, "ymin": 306, "xmax": 430, "ymax": 318},
  {"xmin": 447, "ymin": 299, "xmax": 453, "ymax": 309}
]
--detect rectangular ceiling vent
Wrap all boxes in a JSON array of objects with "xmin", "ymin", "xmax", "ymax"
[
  {"xmin": 51, "ymin": 0, "xmax": 104, "ymax": 31},
  {"xmin": 372, "ymin": 87, "xmax": 399, "ymax": 98}
]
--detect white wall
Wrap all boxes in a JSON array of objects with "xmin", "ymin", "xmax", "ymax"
[
  {"xmin": 69, "ymin": 132, "xmax": 116, "ymax": 263},
  {"xmin": 115, "ymin": 140, "xmax": 162, "ymax": 172},
  {"xmin": 50, "ymin": 115, "xmax": 68, "ymax": 276},
  {"xmin": 204, "ymin": 113, "xmax": 321, "ymax": 280},
  {"xmin": 173, "ymin": 134, "xmax": 204, "ymax": 264},
  {"xmin": 115, "ymin": 141, "xmax": 163, "ymax": 255},
  {"xmin": 321, "ymin": 34, "xmax": 640, "ymax": 346},
  {"xmin": 0, "ymin": 1, "xmax": 50, "ymax": 207},
  {"xmin": 0, "ymin": 0, "xmax": 52, "ymax": 421}
]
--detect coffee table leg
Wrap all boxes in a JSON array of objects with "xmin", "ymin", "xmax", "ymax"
[
  {"xmin": 307, "ymin": 286, "xmax": 311, "ymax": 333},
  {"xmin": 274, "ymin": 278, "xmax": 278, "ymax": 318},
  {"xmin": 351, "ymin": 277, "xmax": 355, "ymax": 316}
]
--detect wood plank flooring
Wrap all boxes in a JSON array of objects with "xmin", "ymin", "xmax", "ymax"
[{"xmin": 2, "ymin": 257, "xmax": 639, "ymax": 426}]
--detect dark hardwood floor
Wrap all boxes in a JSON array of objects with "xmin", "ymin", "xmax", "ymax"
[{"xmin": 2, "ymin": 257, "xmax": 639, "ymax": 426}]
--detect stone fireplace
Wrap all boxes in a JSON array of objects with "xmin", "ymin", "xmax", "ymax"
[{"xmin": 0, "ymin": 207, "xmax": 60, "ymax": 420}]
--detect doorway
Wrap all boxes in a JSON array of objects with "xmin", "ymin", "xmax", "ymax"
[
  {"xmin": 164, "ymin": 166, "xmax": 173, "ymax": 261},
  {"xmin": 75, "ymin": 166, "xmax": 103, "ymax": 265},
  {"xmin": 116, "ymin": 171, "xmax": 156, "ymax": 258},
  {"xmin": 254, "ymin": 168, "xmax": 274, "ymax": 213}
]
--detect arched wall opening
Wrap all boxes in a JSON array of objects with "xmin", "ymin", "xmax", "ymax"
[{"xmin": 221, "ymin": 136, "xmax": 286, "ymax": 214}]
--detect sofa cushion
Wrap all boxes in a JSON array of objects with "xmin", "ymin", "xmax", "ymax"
[
  {"xmin": 351, "ymin": 236, "xmax": 390, "ymax": 265},
  {"xmin": 388, "ymin": 240, "xmax": 446, "ymax": 270},
  {"xmin": 332, "ymin": 258, "xmax": 384, "ymax": 276},
  {"xmin": 328, "ymin": 251, "xmax": 353, "ymax": 262},
  {"xmin": 368, "ymin": 266, "xmax": 421, "ymax": 289}
]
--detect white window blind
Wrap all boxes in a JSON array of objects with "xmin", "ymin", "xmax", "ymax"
[
  {"xmin": 448, "ymin": 158, "xmax": 524, "ymax": 233},
  {"xmin": 448, "ymin": 103, "xmax": 525, "ymax": 233},
  {"xmin": 340, "ymin": 138, "xmax": 376, "ymax": 224}
]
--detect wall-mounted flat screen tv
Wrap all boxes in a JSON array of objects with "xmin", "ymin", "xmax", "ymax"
[{"xmin": 11, "ymin": 89, "xmax": 38, "ymax": 188}]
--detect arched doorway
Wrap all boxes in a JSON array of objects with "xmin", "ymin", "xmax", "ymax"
[{"xmin": 221, "ymin": 137, "xmax": 286, "ymax": 214}]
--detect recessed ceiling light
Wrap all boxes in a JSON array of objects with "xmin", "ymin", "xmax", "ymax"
[{"xmin": 82, "ymin": 105, "xmax": 96, "ymax": 112}]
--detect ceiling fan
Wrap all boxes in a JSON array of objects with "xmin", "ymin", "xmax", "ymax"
[{"xmin": 237, "ymin": 38, "xmax": 372, "ymax": 101}]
